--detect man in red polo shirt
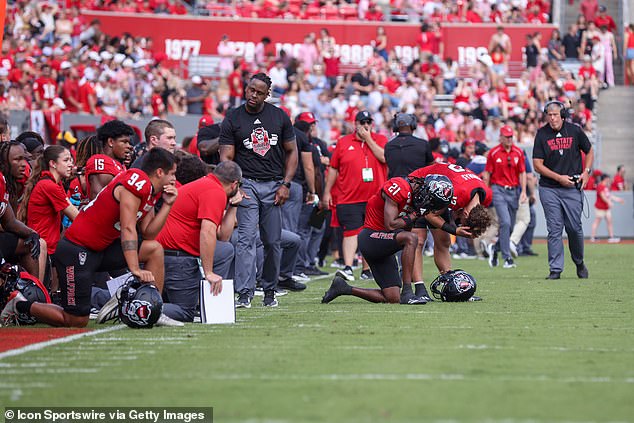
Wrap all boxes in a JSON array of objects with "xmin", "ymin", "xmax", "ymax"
[
  {"xmin": 321, "ymin": 111, "xmax": 387, "ymax": 282},
  {"xmin": 483, "ymin": 125, "xmax": 527, "ymax": 269},
  {"xmin": 157, "ymin": 161, "xmax": 243, "ymax": 321}
]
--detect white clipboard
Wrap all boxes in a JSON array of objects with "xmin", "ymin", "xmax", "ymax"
[{"xmin": 199, "ymin": 279, "xmax": 236, "ymax": 324}]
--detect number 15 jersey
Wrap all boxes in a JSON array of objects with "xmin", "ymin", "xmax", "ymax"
[{"xmin": 65, "ymin": 169, "xmax": 159, "ymax": 251}]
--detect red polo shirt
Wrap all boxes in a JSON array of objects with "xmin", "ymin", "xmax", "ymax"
[
  {"xmin": 157, "ymin": 174, "xmax": 227, "ymax": 257},
  {"xmin": 485, "ymin": 144, "xmax": 526, "ymax": 187},
  {"xmin": 330, "ymin": 132, "xmax": 387, "ymax": 205},
  {"xmin": 27, "ymin": 172, "xmax": 70, "ymax": 254}
]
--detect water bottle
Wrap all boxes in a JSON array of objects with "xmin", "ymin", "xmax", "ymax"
[{"xmin": 62, "ymin": 194, "xmax": 81, "ymax": 228}]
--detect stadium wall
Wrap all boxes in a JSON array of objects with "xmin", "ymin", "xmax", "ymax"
[{"xmin": 81, "ymin": 11, "xmax": 556, "ymax": 68}]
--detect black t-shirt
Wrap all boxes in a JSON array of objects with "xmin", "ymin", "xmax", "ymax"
[
  {"xmin": 351, "ymin": 72, "xmax": 372, "ymax": 95},
  {"xmin": 525, "ymin": 43, "xmax": 539, "ymax": 67},
  {"xmin": 562, "ymin": 33, "xmax": 580, "ymax": 59},
  {"xmin": 292, "ymin": 128, "xmax": 312, "ymax": 187},
  {"xmin": 219, "ymin": 102, "xmax": 296, "ymax": 180},
  {"xmin": 532, "ymin": 122, "xmax": 592, "ymax": 188},
  {"xmin": 384, "ymin": 134, "xmax": 434, "ymax": 178}
]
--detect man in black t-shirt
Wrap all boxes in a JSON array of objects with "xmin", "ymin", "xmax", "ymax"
[
  {"xmin": 533, "ymin": 101, "xmax": 593, "ymax": 280},
  {"xmin": 384, "ymin": 113, "xmax": 434, "ymax": 178},
  {"xmin": 219, "ymin": 73, "xmax": 298, "ymax": 308}
]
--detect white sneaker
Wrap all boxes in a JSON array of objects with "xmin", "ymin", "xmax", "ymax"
[
  {"xmin": 96, "ymin": 287, "xmax": 122, "ymax": 324},
  {"xmin": 510, "ymin": 242, "xmax": 518, "ymax": 258},
  {"xmin": 336, "ymin": 267, "xmax": 355, "ymax": 282},
  {"xmin": 608, "ymin": 237, "xmax": 621, "ymax": 243},
  {"xmin": 292, "ymin": 273, "xmax": 310, "ymax": 282},
  {"xmin": 156, "ymin": 313, "xmax": 184, "ymax": 327},
  {"xmin": 0, "ymin": 291, "xmax": 27, "ymax": 326}
]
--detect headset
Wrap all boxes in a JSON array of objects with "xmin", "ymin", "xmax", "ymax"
[
  {"xmin": 392, "ymin": 113, "xmax": 418, "ymax": 132},
  {"xmin": 543, "ymin": 100, "xmax": 568, "ymax": 119}
]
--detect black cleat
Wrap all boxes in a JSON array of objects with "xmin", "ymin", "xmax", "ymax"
[
  {"xmin": 400, "ymin": 291, "xmax": 427, "ymax": 305},
  {"xmin": 321, "ymin": 276, "xmax": 351, "ymax": 304},
  {"xmin": 576, "ymin": 263, "xmax": 589, "ymax": 279},
  {"xmin": 545, "ymin": 272, "xmax": 561, "ymax": 280},
  {"xmin": 414, "ymin": 282, "xmax": 433, "ymax": 302},
  {"xmin": 277, "ymin": 277, "xmax": 306, "ymax": 291}
]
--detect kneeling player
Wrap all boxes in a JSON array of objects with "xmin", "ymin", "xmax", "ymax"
[
  {"xmin": 409, "ymin": 163, "xmax": 492, "ymax": 299},
  {"xmin": 0, "ymin": 148, "xmax": 177, "ymax": 327},
  {"xmin": 322, "ymin": 174, "xmax": 455, "ymax": 305}
]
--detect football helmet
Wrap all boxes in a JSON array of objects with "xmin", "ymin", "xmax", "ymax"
[
  {"xmin": 412, "ymin": 174, "xmax": 453, "ymax": 214},
  {"xmin": 0, "ymin": 263, "xmax": 51, "ymax": 325},
  {"xmin": 118, "ymin": 276, "xmax": 163, "ymax": 329},
  {"xmin": 430, "ymin": 270, "xmax": 477, "ymax": 302}
]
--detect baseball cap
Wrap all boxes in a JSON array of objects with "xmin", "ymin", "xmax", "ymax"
[
  {"xmin": 297, "ymin": 112, "xmax": 317, "ymax": 124},
  {"xmin": 500, "ymin": 125, "xmax": 514, "ymax": 137},
  {"xmin": 599, "ymin": 5, "xmax": 606, "ymax": 11},
  {"xmin": 191, "ymin": 75, "xmax": 203, "ymax": 84},
  {"xmin": 463, "ymin": 139, "xmax": 476, "ymax": 146},
  {"xmin": 53, "ymin": 98, "xmax": 66, "ymax": 109},
  {"xmin": 198, "ymin": 115, "xmax": 214, "ymax": 128},
  {"xmin": 60, "ymin": 61, "xmax": 72, "ymax": 70},
  {"xmin": 197, "ymin": 123, "xmax": 221, "ymax": 142},
  {"xmin": 355, "ymin": 110, "xmax": 373, "ymax": 122}
]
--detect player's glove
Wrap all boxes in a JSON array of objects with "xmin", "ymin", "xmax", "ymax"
[{"xmin": 25, "ymin": 232, "xmax": 41, "ymax": 259}]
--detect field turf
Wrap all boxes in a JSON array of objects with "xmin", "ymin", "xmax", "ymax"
[{"xmin": 1, "ymin": 243, "xmax": 633, "ymax": 422}]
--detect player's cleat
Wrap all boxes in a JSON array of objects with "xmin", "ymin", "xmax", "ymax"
[
  {"xmin": 414, "ymin": 282, "xmax": 433, "ymax": 302},
  {"xmin": 359, "ymin": 269, "xmax": 373, "ymax": 280},
  {"xmin": 0, "ymin": 291, "xmax": 27, "ymax": 326},
  {"xmin": 301, "ymin": 266, "xmax": 328, "ymax": 276},
  {"xmin": 96, "ymin": 287, "xmax": 122, "ymax": 324},
  {"xmin": 487, "ymin": 244, "xmax": 498, "ymax": 268},
  {"xmin": 503, "ymin": 258, "xmax": 517, "ymax": 269},
  {"xmin": 262, "ymin": 290, "xmax": 278, "ymax": 307},
  {"xmin": 510, "ymin": 242, "xmax": 519, "ymax": 258},
  {"xmin": 156, "ymin": 313, "xmax": 184, "ymax": 327},
  {"xmin": 400, "ymin": 291, "xmax": 427, "ymax": 305},
  {"xmin": 89, "ymin": 307, "xmax": 100, "ymax": 320},
  {"xmin": 277, "ymin": 277, "xmax": 306, "ymax": 291},
  {"xmin": 545, "ymin": 271, "xmax": 561, "ymax": 280},
  {"xmin": 480, "ymin": 240, "xmax": 490, "ymax": 258},
  {"xmin": 336, "ymin": 267, "xmax": 355, "ymax": 282},
  {"xmin": 321, "ymin": 276, "xmax": 351, "ymax": 304},
  {"xmin": 235, "ymin": 293, "xmax": 252, "ymax": 309},
  {"xmin": 468, "ymin": 295, "xmax": 483, "ymax": 302},
  {"xmin": 576, "ymin": 262, "xmax": 589, "ymax": 279}
]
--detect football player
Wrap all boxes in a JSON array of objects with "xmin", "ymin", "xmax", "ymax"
[
  {"xmin": 321, "ymin": 174, "xmax": 454, "ymax": 305},
  {"xmin": 0, "ymin": 148, "xmax": 177, "ymax": 327},
  {"xmin": 409, "ymin": 162, "xmax": 492, "ymax": 299}
]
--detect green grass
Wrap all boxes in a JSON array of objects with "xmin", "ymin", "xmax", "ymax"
[{"xmin": 2, "ymin": 243, "xmax": 634, "ymax": 422}]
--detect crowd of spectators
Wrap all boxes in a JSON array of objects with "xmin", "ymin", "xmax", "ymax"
[{"xmin": 1, "ymin": 0, "xmax": 618, "ymax": 154}]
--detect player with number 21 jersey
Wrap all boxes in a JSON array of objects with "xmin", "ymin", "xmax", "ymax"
[{"xmin": 65, "ymin": 168, "xmax": 159, "ymax": 251}]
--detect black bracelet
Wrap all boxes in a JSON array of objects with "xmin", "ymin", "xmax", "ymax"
[
  {"xmin": 281, "ymin": 181, "xmax": 291, "ymax": 188},
  {"xmin": 401, "ymin": 214, "xmax": 413, "ymax": 227},
  {"xmin": 441, "ymin": 222, "xmax": 457, "ymax": 235}
]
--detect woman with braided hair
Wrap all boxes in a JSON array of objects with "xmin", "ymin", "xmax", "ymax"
[{"xmin": 0, "ymin": 141, "xmax": 29, "ymax": 211}]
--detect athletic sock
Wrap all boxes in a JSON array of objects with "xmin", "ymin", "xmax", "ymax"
[
  {"xmin": 16, "ymin": 300, "xmax": 33, "ymax": 315},
  {"xmin": 401, "ymin": 283, "xmax": 413, "ymax": 295},
  {"xmin": 414, "ymin": 281, "xmax": 429, "ymax": 297}
]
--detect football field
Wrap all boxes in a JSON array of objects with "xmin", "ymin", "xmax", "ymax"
[{"xmin": 1, "ymin": 243, "xmax": 633, "ymax": 423}]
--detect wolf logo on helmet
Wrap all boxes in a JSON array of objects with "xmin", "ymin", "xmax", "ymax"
[
  {"xmin": 412, "ymin": 174, "xmax": 454, "ymax": 214},
  {"xmin": 430, "ymin": 269, "xmax": 477, "ymax": 302},
  {"xmin": 0, "ymin": 263, "xmax": 51, "ymax": 325},
  {"xmin": 118, "ymin": 276, "xmax": 163, "ymax": 329}
]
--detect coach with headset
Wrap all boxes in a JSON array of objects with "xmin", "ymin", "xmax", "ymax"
[
  {"xmin": 384, "ymin": 113, "xmax": 434, "ymax": 178},
  {"xmin": 533, "ymin": 100, "xmax": 593, "ymax": 280}
]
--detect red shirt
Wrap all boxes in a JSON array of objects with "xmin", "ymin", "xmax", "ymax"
[
  {"xmin": 418, "ymin": 32, "xmax": 434, "ymax": 54},
  {"xmin": 65, "ymin": 169, "xmax": 159, "ymax": 251},
  {"xmin": 595, "ymin": 183, "xmax": 610, "ymax": 210},
  {"xmin": 594, "ymin": 15, "xmax": 616, "ymax": 33},
  {"xmin": 84, "ymin": 154, "xmax": 125, "ymax": 197},
  {"xmin": 579, "ymin": 65, "xmax": 597, "ymax": 80},
  {"xmin": 364, "ymin": 177, "xmax": 413, "ymax": 231},
  {"xmin": 330, "ymin": 133, "xmax": 388, "ymax": 205},
  {"xmin": 26, "ymin": 172, "xmax": 70, "ymax": 254},
  {"xmin": 68, "ymin": 176, "xmax": 89, "ymax": 206},
  {"xmin": 485, "ymin": 144, "xmax": 526, "ymax": 187},
  {"xmin": 33, "ymin": 77, "xmax": 58, "ymax": 107},
  {"xmin": 151, "ymin": 93, "xmax": 164, "ymax": 117},
  {"xmin": 78, "ymin": 80, "xmax": 96, "ymax": 113},
  {"xmin": 0, "ymin": 171, "xmax": 9, "ymax": 219},
  {"xmin": 410, "ymin": 162, "xmax": 493, "ymax": 210},
  {"xmin": 228, "ymin": 70, "xmax": 243, "ymax": 98},
  {"xmin": 157, "ymin": 174, "xmax": 227, "ymax": 256},
  {"xmin": 611, "ymin": 174, "xmax": 625, "ymax": 191},
  {"xmin": 188, "ymin": 134, "xmax": 201, "ymax": 157},
  {"xmin": 61, "ymin": 78, "xmax": 80, "ymax": 113}
]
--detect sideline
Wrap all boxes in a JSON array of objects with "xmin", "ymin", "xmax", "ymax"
[{"xmin": 0, "ymin": 325, "xmax": 124, "ymax": 360}]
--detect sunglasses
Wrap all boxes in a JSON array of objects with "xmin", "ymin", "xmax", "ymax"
[{"xmin": 359, "ymin": 120, "xmax": 373, "ymax": 125}]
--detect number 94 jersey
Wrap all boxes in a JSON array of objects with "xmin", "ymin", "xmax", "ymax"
[
  {"xmin": 364, "ymin": 177, "xmax": 413, "ymax": 231},
  {"xmin": 65, "ymin": 169, "xmax": 159, "ymax": 252}
]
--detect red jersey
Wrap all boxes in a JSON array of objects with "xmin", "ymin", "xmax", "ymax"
[
  {"xmin": 485, "ymin": 144, "xmax": 526, "ymax": 187},
  {"xmin": 418, "ymin": 31, "xmax": 434, "ymax": 54},
  {"xmin": 410, "ymin": 162, "xmax": 492, "ymax": 210},
  {"xmin": 151, "ymin": 93, "xmax": 164, "ymax": 117},
  {"xmin": 611, "ymin": 174, "xmax": 625, "ymax": 191},
  {"xmin": 330, "ymin": 132, "xmax": 388, "ymax": 205},
  {"xmin": 78, "ymin": 80, "xmax": 96, "ymax": 113},
  {"xmin": 33, "ymin": 77, "xmax": 58, "ymax": 107},
  {"xmin": 61, "ymin": 78, "xmax": 80, "ymax": 113},
  {"xmin": 364, "ymin": 177, "xmax": 413, "ymax": 231},
  {"xmin": 26, "ymin": 172, "xmax": 70, "ymax": 254},
  {"xmin": 595, "ymin": 183, "xmax": 610, "ymax": 210},
  {"xmin": 0, "ymin": 172, "xmax": 9, "ymax": 219},
  {"xmin": 228, "ymin": 70, "xmax": 243, "ymax": 98},
  {"xmin": 68, "ymin": 176, "xmax": 89, "ymax": 206},
  {"xmin": 188, "ymin": 134, "xmax": 201, "ymax": 157},
  {"xmin": 578, "ymin": 65, "xmax": 597, "ymax": 80},
  {"xmin": 85, "ymin": 154, "xmax": 125, "ymax": 197},
  {"xmin": 157, "ymin": 174, "xmax": 227, "ymax": 256},
  {"xmin": 0, "ymin": 55, "xmax": 14, "ymax": 71},
  {"xmin": 65, "ymin": 169, "xmax": 159, "ymax": 251}
]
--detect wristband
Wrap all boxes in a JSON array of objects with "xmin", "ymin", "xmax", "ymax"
[
  {"xmin": 401, "ymin": 214, "xmax": 413, "ymax": 227},
  {"xmin": 441, "ymin": 222, "xmax": 457, "ymax": 235},
  {"xmin": 281, "ymin": 181, "xmax": 291, "ymax": 189}
]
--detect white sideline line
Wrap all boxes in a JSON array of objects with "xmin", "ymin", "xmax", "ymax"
[{"xmin": 0, "ymin": 325, "xmax": 124, "ymax": 360}]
